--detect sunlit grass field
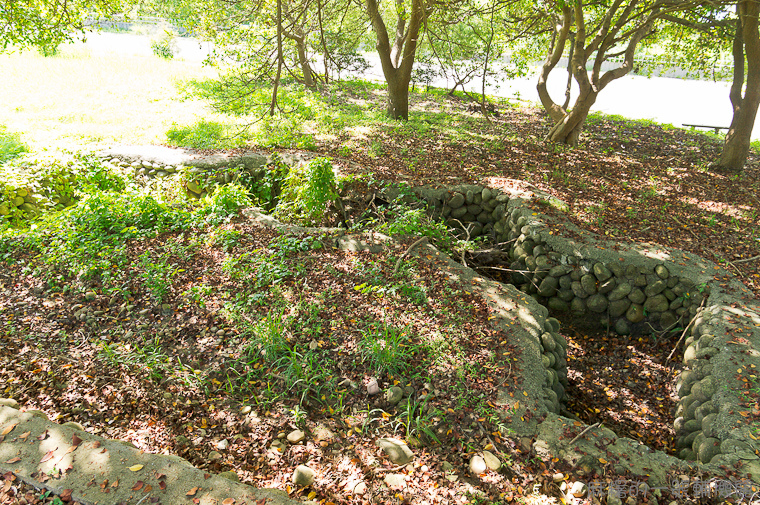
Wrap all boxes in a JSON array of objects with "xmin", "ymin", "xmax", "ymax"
[{"xmin": 0, "ymin": 46, "xmax": 222, "ymax": 151}]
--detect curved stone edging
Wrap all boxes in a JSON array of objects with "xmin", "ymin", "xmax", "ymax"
[
  {"xmin": 242, "ymin": 205, "xmax": 760, "ymax": 488},
  {"xmin": 381, "ymin": 183, "xmax": 760, "ymax": 474}
]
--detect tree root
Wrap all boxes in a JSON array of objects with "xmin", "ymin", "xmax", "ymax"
[{"xmin": 393, "ymin": 237, "xmax": 429, "ymax": 276}]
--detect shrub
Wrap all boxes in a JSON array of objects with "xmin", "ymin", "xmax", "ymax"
[
  {"xmin": 276, "ymin": 157, "xmax": 338, "ymax": 225},
  {"xmin": 195, "ymin": 183, "xmax": 253, "ymax": 226},
  {"xmin": 0, "ymin": 153, "xmax": 127, "ymax": 224}
]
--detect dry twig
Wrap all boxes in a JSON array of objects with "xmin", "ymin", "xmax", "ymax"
[{"xmin": 568, "ymin": 422, "xmax": 601, "ymax": 445}]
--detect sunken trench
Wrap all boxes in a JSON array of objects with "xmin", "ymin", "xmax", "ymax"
[
  {"xmin": 383, "ymin": 182, "xmax": 760, "ymax": 471},
  {"xmin": 95, "ymin": 149, "xmax": 760, "ymax": 481}
]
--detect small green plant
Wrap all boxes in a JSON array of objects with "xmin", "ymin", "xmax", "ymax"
[
  {"xmin": 75, "ymin": 154, "xmax": 127, "ymax": 193},
  {"xmin": 360, "ymin": 321, "xmax": 415, "ymax": 377},
  {"xmin": 100, "ymin": 338, "xmax": 170, "ymax": 381},
  {"xmin": 289, "ymin": 404, "xmax": 308, "ymax": 427},
  {"xmin": 206, "ymin": 228, "xmax": 243, "ymax": 251},
  {"xmin": 182, "ymin": 283, "xmax": 213, "ymax": 308},
  {"xmin": 368, "ymin": 141, "xmax": 384, "ymax": 158},
  {"xmin": 151, "ymin": 28, "xmax": 177, "ymax": 59},
  {"xmin": 337, "ymin": 144, "xmax": 353, "ymax": 157},
  {"xmin": 195, "ymin": 183, "xmax": 253, "ymax": 226},
  {"xmin": 138, "ymin": 252, "xmax": 182, "ymax": 304},
  {"xmin": 0, "ymin": 126, "xmax": 29, "ymax": 164},
  {"xmin": 276, "ymin": 157, "xmax": 338, "ymax": 225},
  {"xmin": 396, "ymin": 396, "xmax": 440, "ymax": 444},
  {"xmin": 248, "ymin": 156, "xmax": 289, "ymax": 210},
  {"xmin": 366, "ymin": 185, "xmax": 453, "ymax": 249},
  {"xmin": 221, "ymin": 233, "xmax": 317, "ymax": 306}
]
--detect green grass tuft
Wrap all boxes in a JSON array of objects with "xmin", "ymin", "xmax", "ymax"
[
  {"xmin": 0, "ymin": 126, "xmax": 29, "ymax": 164},
  {"xmin": 166, "ymin": 119, "xmax": 248, "ymax": 149}
]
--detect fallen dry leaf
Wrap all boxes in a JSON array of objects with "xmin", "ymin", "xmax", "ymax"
[
  {"xmin": 128, "ymin": 464, "xmax": 144, "ymax": 472},
  {"xmin": 4, "ymin": 457, "xmax": 21, "ymax": 464},
  {"xmin": 222, "ymin": 498, "xmax": 235, "ymax": 505},
  {"xmin": 60, "ymin": 489, "xmax": 73, "ymax": 502},
  {"xmin": 144, "ymin": 484, "xmax": 153, "ymax": 492},
  {"xmin": 159, "ymin": 481, "xmax": 166, "ymax": 491},
  {"xmin": 187, "ymin": 486, "xmax": 199, "ymax": 496},
  {"xmin": 1, "ymin": 423, "xmax": 17, "ymax": 436},
  {"xmin": 18, "ymin": 431, "xmax": 30, "ymax": 440},
  {"xmin": 132, "ymin": 481, "xmax": 144, "ymax": 491},
  {"xmin": 72, "ymin": 433, "xmax": 82, "ymax": 446},
  {"xmin": 40, "ymin": 450, "xmax": 55, "ymax": 463}
]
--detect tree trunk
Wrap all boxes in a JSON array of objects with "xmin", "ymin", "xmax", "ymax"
[
  {"xmin": 716, "ymin": 0, "xmax": 760, "ymax": 171},
  {"xmin": 546, "ymin": 91, "xmax": 597, "ymax": 145},
  {"xmin": 386, "ymin": 72, "xmax": 410, "ymax": 119},
  {"xmin": 270, "ymin": 0, "xmax": 284, "ymax": 116},
  {"xmin": 562, "ymin": 32, "xmax": 575, "ymax": 111},
  {"xmin": 365, "ymin": 0, "xmax": 424, "ymax": 120},
  {"xmin": 294, "ymin": 37, "xmax": 316, "ymax": 89},
  {"xmin": 537, "ymin": 7, "xmax": 572, "ymax": 123}
]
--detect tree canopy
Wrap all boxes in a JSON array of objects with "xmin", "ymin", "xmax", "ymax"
[{"xmin": 1, "ymin": 0, "xmax": 128, "ymax": 51}]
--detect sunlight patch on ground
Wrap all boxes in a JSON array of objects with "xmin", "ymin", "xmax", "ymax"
[
  {"xmin": 0, "ymin": 50, "xmax": 218, "ymax": 150},
  {"xmin": 681, "ymin": 197, "xmax": 751, "ymax": 220},
  {"xmin": 345, "ymin": 125, "xmax": 375, "ymax": 140},
  {"xmin": 304, "ymin": 122, "xmax": 337, "ymax": 142},
  {"xmin": 346, "ymin": 96, "xmax": 369, "ymax": 107}
]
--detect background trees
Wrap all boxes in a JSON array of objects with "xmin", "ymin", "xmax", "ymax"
[
  {"xmin": 8, "ymin": 0, "xmax": 754, "ymax": 169},
  {"xmin": 533, "ymin": 0, "xmax": 737, "ymax": 146},
  {"xmin": 1, "ymin": 0, "xmax": 128, "ymax": 52}
]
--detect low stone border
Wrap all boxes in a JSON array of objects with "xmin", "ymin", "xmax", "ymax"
[{"xmin": 99, "ymin": 145, "xmax": 316, "ymax": 200}]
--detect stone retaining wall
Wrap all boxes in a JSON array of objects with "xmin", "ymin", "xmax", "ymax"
[
  {"xmin": 396, "ymin": 183, "xmax": 760, "ymax": 468},
  {"xmin": 416, "ymin": 184, "xmax": 710, "ymax": 337},
  {"xmin": 102, "ymin": 151, "xmax": 271, "ymax": 199}
]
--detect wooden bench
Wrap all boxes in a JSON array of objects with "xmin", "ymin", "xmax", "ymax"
[{"xmin": 682, "ymin": 123, "xmax": 729, "ymax": 134}]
